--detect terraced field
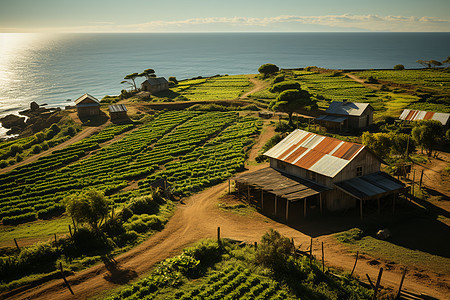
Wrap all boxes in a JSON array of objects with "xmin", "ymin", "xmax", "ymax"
[{"xmin": 0, "ymin": 111, "xmax": 261, "ymax": 225}]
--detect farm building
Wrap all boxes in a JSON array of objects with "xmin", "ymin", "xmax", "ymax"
[
  {"xmin": 108, "ymin": 104, "xmax": 128, "ymax": 121},
  {"xmin": 233, "ymin": 129, "xmax": 404, "ymax": 222},
  {"xmin": 316, "ymin": 101, "xmax": 373, "ymax": 131},
  {"xmin": 399, "ymin": 109, "xmax": 449, "ymax": 127},
  {"xmin": 141, "ymin": 77, "xmax": 169, "ymax": 93},
  {"xmin": 74, "ymin": 93, "xmax": 101, "ymax": 117}
]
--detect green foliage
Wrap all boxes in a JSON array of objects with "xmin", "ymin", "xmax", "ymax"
[
  {"xmin": 64, "ymin": 189, "xmax": 109, "ymax": 230},
  {"xmin": 269, "ymin": 89, "xmax": 313, "ymax": 125},
  {"xmin": 411, "ymin": 120, "xmax": 444, "ymax": 156},
  {"xmin": 258, "ymin": 64, "xmax": 279, "ymax": 77},
  {"xmin": 168, "ymin": 76, "xmax": 178, "ymax": 84},
  {"xmin": 256, "ymin": 134, "xmax": 283, "ymax": 162},
  {"xmin": 31, "ymin": 144, "xmax": 42, "ymax": 154},
  {"xmin": 335, "ymin": 228, "xmax": 364, "ymax": 243},
  {"xmin": 365, "ymin": 76, "xmax": 379, "ymax": 84},
  {"xmin": 273, "ymin": 74, "xmax": 285, "ymax": 83},
  {"xmin": 255, "ymin": 229, "xmax": 293, "ymax": 272},
  {"xmin": 394, "ymin": 64, "xmax": 405, "ymax": 70},
  {"xmin": 269, "ymin": 81, "xmax": 300, "ymax": 93}
]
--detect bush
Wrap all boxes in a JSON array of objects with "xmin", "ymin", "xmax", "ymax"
[
  {"xmin": 62, "ymin": 126, "xmax": 76, "ymax": 137},
  {"xmin": 273, "ymin": 75, "xmax": 285, "ymax": 83},
  {"xmin": 269, "ymin": 81, "xmax": 301, "ymax": 93},
  {"xmin": 9, "ymin": 144, "xmax": 22, "ymax": 155},
  {"xmin": 120, "ymin": 207, "xmax": 133, "ymax": 221},
  {"xmin": 183, "ymin": 239, "xmax": 223, "ymax": 271},
  {"xmin": 365, "ymin": 76, "xmax": 379, "ymax": 84},
  {"xmin": 31, "ymin": 144, "xmax": 42, "ymax": 154},
  {"xmin": 128, "ymin": 195, "xmax": 159, "ymax": 215},
  {"xmin": 34, "ymin": 132, "xmax": 46, "ymax": 143},
  {"xmin": 0, "ymin": 160, "xmax": 7, "ymax": 168},
  {"xmin": 255, "ymin": 229, "xmax": 293, "ymax": 273},
  {"xmin": 168, "ymin": 76, "xmax": 178, "ymax": 84},
  {"xmin": 45, "ymin": 124, "xmax": 60, "ymax": 139},
  {"xmin": 394, "ymin": 64, "xmax": 405, "ymax": 70}
]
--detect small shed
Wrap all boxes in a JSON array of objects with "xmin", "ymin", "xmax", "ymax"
[
  {"xmin": 141, "ymin": 77, "xmax": 169, "ymax": 93},
  {"xmin": 108, "ymin": 104, "xmax": 128, "ymax": 121},
  {"xmin": 316, "ymin": 101, "xmax": 373, "ymax": 130},
  {"xmin": 74, "ymin": 93, "xmax": 100, "ymax": 117},
  {"xmin": 399, "ymin": 109, "xmax": 449, "ymax": 127}
]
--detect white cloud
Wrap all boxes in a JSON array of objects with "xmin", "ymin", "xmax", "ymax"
[{"xmin": 2, "ymin": 14, "xmax": 449, "ymax": 32}]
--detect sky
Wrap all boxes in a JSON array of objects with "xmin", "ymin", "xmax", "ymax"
[{"xmin": 0, "ymin": 0, "xmax": 449, "ymax": 32}]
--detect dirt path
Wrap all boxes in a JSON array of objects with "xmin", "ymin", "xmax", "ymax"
[
  {"xmin": 0, "ymin": 123, "xmax": 109, "ymax": 175},
  {"xmin": 247, "ymin": 120, "xmax": 275, "ymax": 162},
  {"xmin": 240, "ymin": 76, "xmax": 270, "ymax": 99},
  {"xmin": 344, "ymin": 73, "xmax": 381, "ymax": 90}
]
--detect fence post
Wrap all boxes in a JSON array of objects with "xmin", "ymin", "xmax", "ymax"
[
  {"xmin": 321, "ymin": 242, "xmax": 325, "ymax": 272},
  {"xmin": 14, "ymin": 238, "xmax": 20, "ymax": 251},
  {"xmin": 217, "ymin": 227, "xmax": 221, "ymax": 244},
  {"xmin": 419, "ymin": 170, "xmax": 424, "ymax": 189},
  {"xmin": 309, "ymin": 238, "xmax": 313, "ymax": 265},
  {"xmin": 396, "ymin": 268, "xmax": 407, "ymax": 299},
  {"xmin": 350, "ymin": 251, "xmax": 359, "ymax": 277},
  {"xmin": 373, "ymin": 268, "xmax": 384, "ymax": 300},
  {"xmin": 59, "ymin": 262, "xmax": 74, "ymax": 295},
  {"xmin": 69, "ymin": 225, "xmax": 73, "ymax": 238}
]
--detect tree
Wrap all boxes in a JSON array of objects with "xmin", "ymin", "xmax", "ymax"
[
  {"xmin": 258, "ymin": 64, "xmax": 279, "ymax": 77},
  {"xmin": 168, "ymin": 76, "xmax": 178, "ymax": 84},
  {"xmin": 361, "ymin": 132, "xmax": 392, "ymax": 159},
  {"xmin": 121, "ymin": 73, "xmax": 140, "ymax": 90},
  {"xmin": 394, "ymin": 64, "xmax": 405, "ymax": 70},
  {"xmin": 269, "ymin": 89, "xmax": 313, "ymax": 126},
  {"xmin": 64, "ymin": 190, "xmax": 109, "ymax": 231},
  {"xmin": 416, "ymin": 59, "xmax": 442, "ymax": 68},
  {"xmin": 411, "ymin": 120, "xmax": 444, "ymax": 156},
  {"xmin": 443, "ymin": 56, "xmax": 450, "ymax": 65},
  {"xmin": 139, "ymin": 68, "xmax": 156, "ymax": 80}
]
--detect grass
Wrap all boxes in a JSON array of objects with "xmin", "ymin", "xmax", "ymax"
[
  {"xmin": 0, "ymin": 216, "xmax": 72, "ymax": 245},
  {"xmin": 335, "ymin": 227, "xmax": 450, "ymax": 275}
]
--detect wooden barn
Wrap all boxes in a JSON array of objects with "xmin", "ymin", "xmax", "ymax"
[
  {"xmin": 74, "ymin": 93, "xmax": 101, "ymax": 117},
  {"xmin": 316, "ymin": 101, "xmax": 373, "ymax": 131},
  {"xmin": 108, "ymin": 104, "xmax": 128, "ymax": 121},
  {"xmin": 233, "ymin": 129, "xmax": 404, "ymax": 222},
  {"xmin": 140, "ymin": 77, "xmax": 169, "ymax": 93},
  {"xmin": 399, "ymin": 109, "xmax": 449, "ymax": 128}
]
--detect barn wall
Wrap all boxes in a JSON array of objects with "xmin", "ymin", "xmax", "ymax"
[
  {"xmin": 77, "ymin": 106, "xmax": 100, "ymax": 117},
  {"xmin": 323, "ymin": 189, "xmax": 356, "ymax": 211},
  {"xmin": 332, "ymin": 148, "xmax": 381, "ymax": 184}
]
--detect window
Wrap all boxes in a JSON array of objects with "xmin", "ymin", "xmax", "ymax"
[{"xmin": 356, "ymin": 166, "xmax": 363, "ymax": 177}]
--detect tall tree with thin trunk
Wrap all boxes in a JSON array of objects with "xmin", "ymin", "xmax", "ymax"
[{"xmin": 121, "ymin": 73, "xmax": 140, "ymax": 90}]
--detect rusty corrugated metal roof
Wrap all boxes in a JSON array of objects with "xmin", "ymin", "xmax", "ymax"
[
  {"xmin": 264, "ymin": 129, "xmax": 365, "ymax": 178},
  {"xmin": 399, "ymin": 109, "xmax": 449, "ymax": 126}
]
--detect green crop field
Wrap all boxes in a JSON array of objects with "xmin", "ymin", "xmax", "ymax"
[
  {"xmin": 151, "ymin": 75, "xmax": 253, "ymax": 102},
  {"xmin": 0, "ymin": 111, "xmax": 261, "ymax": 226}
]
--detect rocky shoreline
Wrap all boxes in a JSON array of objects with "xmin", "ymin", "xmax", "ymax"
[{"xmin": 0, "ymin": 102, "xmax": 62, "ymax": 138}]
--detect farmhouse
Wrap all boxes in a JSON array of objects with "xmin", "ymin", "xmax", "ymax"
[
  {"xmin": 141, "ymin": 77, "xmax": 169, "ymax": 93},
  {"xmin": 74, "ymin": 93, "xmax": 101, "ymax": 117},
  {"xmin": 233, "ymin": 129, "xmax": 404, "ymax": 222},
  {"xmin": 316, "ymin": 101, "xmax": 373, "ymax": 131},
  {"xmin": 399, "ymin": 109, "xmax": 450, "ymax": 127},
  {"xmin": 108, "ymin": 104, "xmax": 128, "ymax": 121}
]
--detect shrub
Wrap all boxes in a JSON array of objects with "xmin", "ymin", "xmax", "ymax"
[
  {"xmin": 31, "ymin": 144, "xmax": 42, "ymax": 154},
  {"xmin": 168, "ymin": 76, "xmax": 178, "ymax": 84},
  {"xmin": 62, "ymin": 126, "xmax": 76, "ymax": 137},
  {"xmin": 128, "ymin": 195, "xmax": 159, "ymax": 215},
  {"xmin": 394, "ymin": 64, "xmax": 405, "ymax": 70},
  {"xmin": 365, "ymin": 76, "xmax": 379, "ymax": 84},
  {"xmin": 41, "ymin": 141, "xmax": 49, "ymax": 150},
  {"xmin": 34, "ymin": 132, "xmax": 45, "ymax": 143},
  {"xmin": 255, "ymin": 229, "xmax": 293, "ymax": 273},
  {"xmin": 9, "ymin": 144, "xmax": 23, "ymax": 155},
  {"xmin": 269, "ymin": 81, "xmax": 301, "ymax": 93},
  {"xmin": 120, "ymin": 207, "xmax": 133, "ymax": 221},
  {"xmin": 273, "ymin": 75, "xmax": 285, "ymax": 83},
  {"xmin": 0, "ymin": 160, "xmax": 7, "ymax": 168},
  {"xmin": 183, "ymin": 239, "xmax": 223, "ymax": 270}
]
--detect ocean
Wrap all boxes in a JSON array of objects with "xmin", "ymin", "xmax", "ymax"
[{"xmin": 0, "ymin": 32, "xmax": 449, "ymax": 120}]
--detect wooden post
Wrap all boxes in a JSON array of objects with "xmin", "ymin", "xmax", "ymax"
[
  {"xmin": 228, "ymin": 179, "xmax": 231, "ymax": 195},
  {"xmin": 247, "ymin": 185, "xmax": 250, "ymax": 201},
  {"xmin": 254, "ymin": 242, "xmax": 257, "ymax": 249},
  {"xmin": 396, "ymin": 268, "xmax": 407, "ymax": 299},
  {"xmin": 303, "ymin": 197, "xmax": 307, "ymax": 217},
  {"xmin": 69, "ymin": 225, "xmax": 73, "ymax": 238},
  {"xmin": 319, "ymin": 194, "xmax": 323, "ymax": 215},
  {"xmin": 261, "ymin": 190, "xmax": 264, "ymax": 211},
  {"xmin": 419, "ymin": 170, "xmax": 424, "ymax": 189},
  {"xmin": 377, "ymin": 197, "xmax": 380, "ymax": 215},
  {"xmin": 285, "ymin": 200, "xmax": 289, "ymax": 222},
  {"xmin": 366, "ymin": 274, "xmax": 375, "ymax": 290},
  {"xmin": 373, "ymin": 268, "xmax": 384, "ymax": 300},
  {"xmin": 13, "ymin": 238, "xmax": 20, "ymax": 251},
  {"xmin": 321, "ymin": 242, "xmax": 325, "ymax": 272},
  {"xmin": 392, "ymin": 193, "xmax": 396, "ymax": 215},
  {"xmin": 412, "ymin": 169, "xmax": 415, "ymax": 197},
  {"xmin": 217, "ymin": 227, "xmax": 221, "ymax": 243},
  {"xmin": 309, "ymin": 238, "xmax": 313, "ymax": 265},
  {"xmin": 71, "ymin": 217, "xmax": 77, "ymax": 232},
  {"xmin": 59, "ymin": 262, "xmax": 74, "ymax": 295},
  {"xmin": 237, "ymin": 182, "xmax": 240, "ymax": 197},
  {"xmin": 274, "ymin": 195, "xmax": 278, "ymax": 217},
  {"xmin": 360, "ymin": 199, "xmax": 363, "ymax": 220},
  {"xmin": 350, "ymin": 251, "xmax": 359, "ymax": 277}
]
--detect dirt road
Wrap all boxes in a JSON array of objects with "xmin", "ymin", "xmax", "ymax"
[
  {"xmin": 13, "ymin": 162, "xmax": 449, "ymax": 299},
  {"xmin": 240, "ymin": 76, "xmax": 270, "ymax": 99}
]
